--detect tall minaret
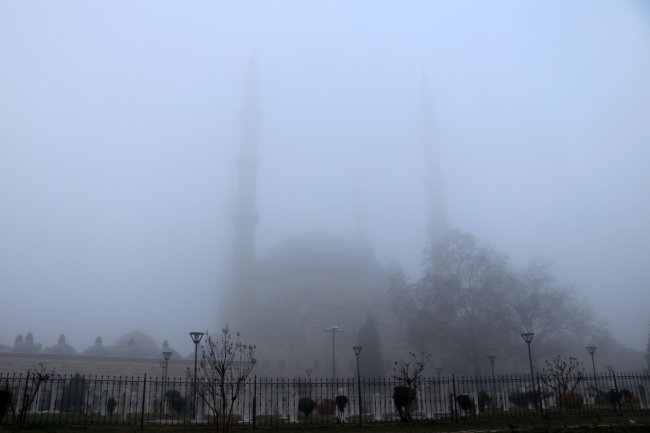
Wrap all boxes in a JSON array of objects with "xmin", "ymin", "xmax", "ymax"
[
  {"xmin": 421, "ymin": 71, "xmax": 448, "ymax": 242},
  {"xmin": 230, "ymin": 54, "xmax": 261, "ymax": 318},
  {"xmin": 353, "ymin": 165, "xmax": 369, "ymax": 248}
]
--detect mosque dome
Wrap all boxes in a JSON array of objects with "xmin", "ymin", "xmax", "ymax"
[
  {"xmin": 48, "ymin": 334, "xmax": 77, "ymax": 355},
  {"xmin": 114, "ymin": 330, "xmax": 158, "ymax": 349},
  {"xmin": 13, "ymin": 333, "xmax": 41, "ymax": 353},
  {"xmin": 256, "ymin": 231, "xmax": 386, "ymax": 282},
  {"xmin": 111, "ymin": 330, "xmax": 160, "ymax": 358},
  {"xmin": 84, "ymin": 336, "xmax": 112, "ymax": 357},
  {"xmin": 239, "ymin": 231, "xmax": 390, "ymax": 340}
]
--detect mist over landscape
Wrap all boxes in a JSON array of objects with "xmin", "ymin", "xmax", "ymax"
[{"xmin": 1, "ymin": 1, "xmax": 649, "ymax": 359}]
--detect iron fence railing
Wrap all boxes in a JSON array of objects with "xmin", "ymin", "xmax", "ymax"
[{"xmin": 1, "ymin": 372, "xmax": 649, "ymax": 427}]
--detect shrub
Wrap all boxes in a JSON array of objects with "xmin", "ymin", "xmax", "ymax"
[
  {"xmin": 455, "ymin": 394, "xmax": 475, "ymax": 415},
  {"xmin": 556, "ymin": 391, "xmax": 583, "ymax": 409},
  {"xmin": 335, "ymin": 395, "xmax": 349, "ymax": 411},
  {"xmin": 509, "ymin": 391, "xmax": 534, "ymax": 409},
  {"xmin": 0, "ymin": 389, "xmax": 11, "ymax": 422},
  {"xmin": 298, "ymin": 397, "xmax": 317, "ymax": 417},
  {"xmin": 608, "ymin": 389, "xmax": 621, "ymax": 406},
  {"xmin": 393, "ymin": 386, "xmax": 416, "ymax": 422},
  {"xmin": 621, "ymin": 389, "xmax": 636, "ymax": 405},
  {"xmin": 477, "ymin": 390, "xmax": 491, "ymax": 413},
  {"xmin": 60, "ymin": 374, "xmax": 88, "ymax": 412},
  {"xmin": 335, "ymin": 395, "xmax": 349, "ymax": 423},
  {"xmin": 107, "ymin": 397, "xmax": 117, "ymax": 415},
  {"xmin": 165, "ymin": 390, "xmax": 185, "ymax": 413}
]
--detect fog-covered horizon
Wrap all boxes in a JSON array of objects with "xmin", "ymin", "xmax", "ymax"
[{"xmin": 1, "ymin": 1, "xmax": 649, "ymax": 358}]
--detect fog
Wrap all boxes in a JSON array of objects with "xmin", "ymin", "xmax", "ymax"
[{"xmin": 1, "ymin": 1, "xmax": 649, "ymax": 357}]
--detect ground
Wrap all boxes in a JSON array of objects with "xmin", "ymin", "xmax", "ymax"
[{"xmin": 3, "ymin": 412, "xmax": 650, "ymax": 433}]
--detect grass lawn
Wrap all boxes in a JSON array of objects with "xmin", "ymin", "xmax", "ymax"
[{"xmin": 2, "ymin": 412, "xmax": 650, "ymax": 433}]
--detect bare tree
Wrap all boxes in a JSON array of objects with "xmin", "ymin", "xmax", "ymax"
[
  {"xmin": 510, "ymin": 258, "xmax": 612, "ymax": 365},
  {"xmin": 389, "ymin": 230, "xmax": 513, "ymax": 374},
  {"xmin": 187, "ymin": 326, "xmax": 255, "ymax": 433},
  {"xmin": 540, "ymin": 356, "xmax": 585, "ymax": 428},
  {"xmin": 392, "ymin": 352, "xmax": 430, "ymax": 429},
  {"xmin": 389, "ymin": 231, "xmax": 611, "ymax": 374},
  {"xmin": 6, "ymin": 363, "xmax": 55, "ymax": 433}
]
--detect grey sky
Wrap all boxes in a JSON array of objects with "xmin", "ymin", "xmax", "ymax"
[{"xmin": 1, "ymin": 1, "xmax": 649, "ymax": 356}]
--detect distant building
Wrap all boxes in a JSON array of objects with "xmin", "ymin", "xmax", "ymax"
[{"xmin": 0, "ymin": 331, "xmax": 189, "ymax": 377}]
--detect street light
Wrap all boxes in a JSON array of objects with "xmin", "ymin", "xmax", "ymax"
[
  {"xmin": 161, "ymin": 351, "xmax": 172, "ymax": 414},
  {"xmin": 487, "ymin": 356, "xmax": 496, "ymax": 376},
  {"xmin": 487, "ymin": 356, "xmax": 497, "ymax": 413},
  {"xmin": 586, "ymin": 347, "xmax": 597, "ymax": 376},
  {"xmin": 352, "ymin": 346, "xmax": 363, "ymax": 427},
  {"xmin": 520, "ymin": 333, "xmax": 538, "ymax": 410},
  {"xmin": 305, "ymin": 369, "xmax": 313, "ymax": 398},
  {"xmin": 159, "ymin": 361, "xmax": 166, "ymax": 413},
  {"xmin": 323, "ymin": 326, "xmax": 343, "ymax": 385},
  {"xmin": 189, "ymin": 332, "xmax": 205, "ymax": 420}
]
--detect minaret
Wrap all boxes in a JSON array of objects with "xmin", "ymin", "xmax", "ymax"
[
  {"xmin": 421, "ymin": 71, "xmax": 448, "ymax": 242},
  {"xmin": 231, "ymin": 54, "xmax": 261, "ymax": 317},
  {"xmin": 353, "ymin": 165, "xmax": 369, "ymax": 248}
]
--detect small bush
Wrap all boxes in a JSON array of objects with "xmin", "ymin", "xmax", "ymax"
[
  {"xmin": 335, "ymin": 395, "xmax": 349, "ymax": 423},
  {"xmin": 556, "ymin": 391, "xmax": 583, "ymax": 409},
  {"xmin": 107, "ymin": 397, "xmax": 117, "ymax": 415},
  {"xmin": 298, "ymin": 397, "xmax": 317, "ymax": 417},
  {"xmin": 0, "ymin": 389, "xmax": 11, "ymax": 422},
  {"xmin": 455, "ymin": 394, "xmax": 475, "ymax": 414},
  {"xmin": 477, "ymin": 390, "xmax": 491, "ymax": 413},
  {"xmin": 608, "ymin": 389, "xmax": 621, "ymax": 406},
  {"xmin": 621, "ymin": 389, "xmax": 636, "ymax": 404},
  {"xmin": 335, "ymin": 395, "xmax": 348, "ymax": 412},
  {"xmin": 165, "ymin": 390, "xmax": 186, "ymax": 413},
  {"xmin": 393, "ymin": 386, "xmax": 416, "ymax": 422},
  {"xmin": 508, "ymin": 390, "xmax": 552, "ymax": 409}
]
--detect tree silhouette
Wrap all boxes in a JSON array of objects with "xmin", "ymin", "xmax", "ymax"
[{"xmin": 356, "ymin": 313, "xmax": 385, "ymax": 378}]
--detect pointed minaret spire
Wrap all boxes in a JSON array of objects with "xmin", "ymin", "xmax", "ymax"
[
  {"xmin": 353, "ymin": 164, "xmax": 369, "ymax": 248},
  {"xmin": 421, "ymin": 70, "xmax": 448, "ymax": 242},
  {"xmin": 231, "ymin": 52, "xmax": 261, "ymax": 312}
]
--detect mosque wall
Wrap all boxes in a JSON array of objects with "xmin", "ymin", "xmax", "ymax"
[{"xmin": 0, "ymin": 353, "xmax": 193, "ymax": 379}]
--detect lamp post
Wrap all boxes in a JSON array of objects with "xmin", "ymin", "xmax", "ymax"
[
  {"xmin": 159, "ymin": 361, "xmax": 165, "ymax": 414},
  {"xmin": 487, "ymin": 356, "xmax": 496, "ymax": 412},
  {"xmin": 586, "ymin": 347, "xmax": 597, "ymax": 376},
  {"xmin": 352, "ymin": 346, "xmax": 363, "ymax": 427},
  {"xmin": 161, "ymin": 351, "xmax": 172, "ymax": 414},
  {"xmin": 323, "ymin": 326, "xmax": 343, "ymax": 389},
  {"xmin": 306, "ymin": 369, "xmax": 312, "ymax": 398},
  {"xmin": 189, "ymin": 332, "xmax": 204, "ymax": 420},
  {"xmin": 521, "ymin": 333, "xmax": 538, "ymax": 409},
  {"xmin": 487, "ymin": 356, "xmax": 496, "ymax": 376}
]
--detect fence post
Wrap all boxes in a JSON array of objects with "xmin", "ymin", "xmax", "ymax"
[
  {"xmin": 611, "ymin": 369, "xmax": 622, "ymax": 415},
  {"xmin": 21, "ymin": 371, "xmax": 30, "ymax": 427},
  {"xmin": 451, "ymin": 374, "xmax": 457, "ymax": 423},
  {"xmin": 536, "ymin": 372, "xmax": 543, "ymax": 415},
  {"xmin": 141, "ymin": 374, "xmax": 146, "ymax": 430},
  {"xmin": 252, "ymin": 375, "xmax": 256, "ymax": 429}
]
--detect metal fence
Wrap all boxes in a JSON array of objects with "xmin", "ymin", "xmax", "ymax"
[{"xmin": 2, "ymin": 371, "xmax": 650, "ymax": 427}]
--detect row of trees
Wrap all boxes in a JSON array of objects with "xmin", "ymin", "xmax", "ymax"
[{"xmin": 388, "ymin": 230, "xmax": 612, "ymax": 375}]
